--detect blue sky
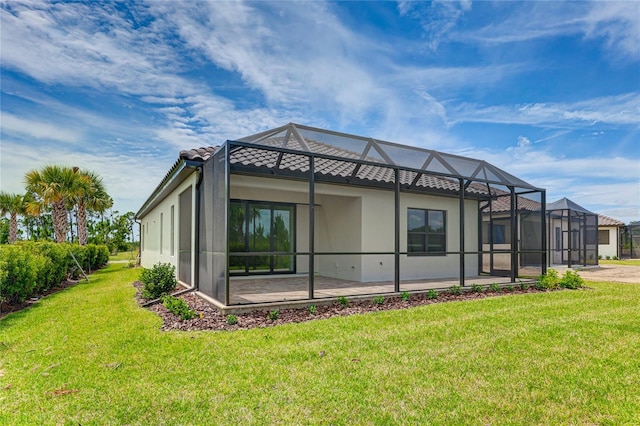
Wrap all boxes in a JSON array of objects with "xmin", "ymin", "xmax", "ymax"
[{"xmin": 1, "ymin": 1, "xmax": 639, "ymax": 223}]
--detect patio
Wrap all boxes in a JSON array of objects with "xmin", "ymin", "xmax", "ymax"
[{"xmin": 229, "ymin": 273, "xmax": 536, "ymax": 304}]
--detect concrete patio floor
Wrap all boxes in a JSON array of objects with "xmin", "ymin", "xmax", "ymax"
[{"xmin": 229, "ymin": 273, "xmax": 534, "ymax": 305}]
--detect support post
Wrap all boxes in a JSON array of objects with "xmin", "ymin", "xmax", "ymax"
[
  {"xmin": 567, "ymin": 209, "xmax": 572, "ymax": 269},
  {"xmin": 224, "ymin": 143, "xmax": 230, "ymax": 306},
  {"xmin": 459, "ymin": 178, "xmax": 465, "ymax": 287},
  {"xmin": 309, "ymin": 155, "xmax": 315, "ymax": 299},
  {"xmin": 510, "ymin": 187, "xmax": 517, "ymax": 282},
  {"xmin": 541, "ymin": 190, "xmax": 547, "ymax": 274},
  {"xmin": 394, "ymin": 168, "xmax": 400, "ymax": 293}
]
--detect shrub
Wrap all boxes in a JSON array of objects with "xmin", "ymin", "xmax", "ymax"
[
  {"xmin": 598, "ymin": 255, "xmax": 603, "ymax": 260},
  {"xmin": 372, "ymin": 295, "xmax": 384, "ymax": 305},
  {"xmin": 426, "ymin": 289, "xmax": 438, "ymax": 300},
  {"xmin": 401, "ymin": 291, "xmax": 410, "ymax": 302},
  {"xmin": 448, "ymin": 285, "xmax": 461, "ymax": 296},
  {"xmin": 536, "ymin": 269, "xmax": 559, "ymax": 290},
  {"xmin": 308, "ymin": 304, "xmax": 317, "ymax": 315},
  {"xmin": 67, "ymin": 244, "xmax": 89, "ymax": 279},
  {"xmin": 471, "ymin": 283, "xmax": 483, "ymax": 293},
  {"xmin": 161, "ymin": 295, "xmax": 195, "ymax": 320},
  {"xmin": 605, "ymin": 255, "xmax": 611, "ymax": 260},
  {"xmin": 0, "ymin": 245, "xmax": 44, "ymax": 304},
  {"xmin": 139, "ymin": 263, "xmax": 177, "ymax": 299},
  {"xmin": 267, "ymin": 310, "xmax": 280, "ymax": 321},
  {"xmin": 0, "ymin": 242, "xmax": 110, "ymax": 305},
  {"xmin": 505, "ymin": 285, "xmax": 514, "ymax": 292},
  {"xmin": 559, "ymin": 270, "xmax": 584, "ymax": 289},
  {"xmin": 28, "ymin": 242, "xmax": 69, "ymax": 292},
  {"xmin": 612, "ymin": 256, "xmax": 618, "ymax": 260},
  {"xmin": 337, "ymin": 296, "xmax": 349, "ymax": 307},
  {"xmin": 489, "ymin": 283, "xmax": 501, "ymax": 293},
  {"xmin": 226, "ymin": 314, "xmax": 238, "ymax": 325},
  {"xmin": 519, "ymin": 281, "xmax": 529, "ymax": 291}
]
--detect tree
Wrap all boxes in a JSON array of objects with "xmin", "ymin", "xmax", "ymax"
[
  {"xmin": 0, "ymin": 218, "xmax": 9, "ymax": 244},
  {"xmin": 70, "ymin": 169, "xmax": 112, "ymax": 245},
  {"xmin": 24, "ymin": 165, "xmax": 82, "ymax": 243},
  {"xmin": 0, "ymin": 191, "xmax": 25, "ymax": 243}
]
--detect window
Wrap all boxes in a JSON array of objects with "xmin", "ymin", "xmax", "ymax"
[
  {"xmin": 407, "ymin": 208, "xmax": 446, "ymax": 255},
  {"xmin": 230, "ymin": 200, "xmax": 296, "ymax": 274},
  {"xmin": 160, "ymin": 213, "xmax": 163, "ymax": 254},
  {"xmin": 170, "ymin": 205, "xmax": 175, "ymax": 256},
  {"xmin": 493, "ymin": 224, "xmax": 506, "ymax": 244},
  {"xmin": 598, "ymin": 230, "xmax": 610, "ymax": 245}
]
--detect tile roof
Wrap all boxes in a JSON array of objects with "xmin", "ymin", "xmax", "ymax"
[
  {"xmin": 598, "ymin": 214, "xmax": 625, "ymax": 226},
  {"xmin": 228, "ymin": 141, "xmax": 490, "ymax": 195},
  {"xmin": 547, "ymin": 197, "xmax": 594, "ymax": 214},
  {"xmin": 236, "ymin": 123, "xmax": 541, "ymax": 190},
  {"xmin": 489, "ymin": 194, "xmax": 542, "ymax": 212},
  {"xmin": 180, "ymin": 146, "xmax": 218, "ymax": 162}
]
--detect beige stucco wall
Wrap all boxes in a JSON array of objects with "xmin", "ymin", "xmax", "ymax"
[
  {"xmin": 399, "ymin": 192, "xmax": 479, "ymax": 280},
  {"xmin": 230, "ymin": 174, "xmax": 479, "ymax": 282},
  {"xmin": 139, "ymin": 172, "xmax": 197, "ymax": 285},
  {"xmin": 598, "ymin": 226, "xmax": 619, "ymax": 258},
  {"xmin": 230, "ymin": 174, "xmax": 319, "ymax": 275}
]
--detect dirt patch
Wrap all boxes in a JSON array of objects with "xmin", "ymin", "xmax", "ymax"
[
  {"xmin": 135, "ymin": 282, "xmax": 571, "ymax": 332},
  {"xmin": 574, "ymin": 264, "xmax": 640, "ymax": 284}
]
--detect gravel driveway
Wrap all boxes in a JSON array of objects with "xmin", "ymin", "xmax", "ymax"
[{"xmin": 575, "ymin": 264, "xmax": 640, "ymax": 284}]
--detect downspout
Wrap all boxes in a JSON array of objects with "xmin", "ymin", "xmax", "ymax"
[{"xmin": 142, "ymin": 165, "xmax": 204, "ymax": 308}]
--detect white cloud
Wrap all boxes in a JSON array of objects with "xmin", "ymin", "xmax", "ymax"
[
  {"xmin": 454, "ymin": 1, "xmax": 640, "ymax": 61},
  {"xmin": 0, "ymin": 112, "xmax": 81, "ymax": 143},
  {"xmin": 398, "ymin": 0, "xmax": 472, "ymax": 50},
  {"xmin": 449, "ymin": 93, "xmax": 640, "ymax": 127},
  {"xmin": 455, "ymin": 143, "xmax": 640, "ymax": 223},
  {"xmin": 0, "ymin": 139, "xmax": 170, "ymax": 214},
  {"xmin": 517, "ymin": 136, "xmax": 531, "ymax": 148}
]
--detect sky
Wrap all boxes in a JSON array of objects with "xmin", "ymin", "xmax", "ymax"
[{"xmin": 1, "ymin": 0, "xmax": 639, "ymax": 224}]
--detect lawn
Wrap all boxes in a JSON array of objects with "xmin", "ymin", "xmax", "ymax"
[
  {"xmin": 600, "ymin": 259, "xmax": 640, "ymax": 266},
  {"xmin": 1, "ymin": 264, "xmax": 639, "ymax": 425},
  {"xmin": 109, "ymin": 250, "xmax": 139, "ymax": 262}
]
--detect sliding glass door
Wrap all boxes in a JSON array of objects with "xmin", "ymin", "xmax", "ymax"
[{"xmin": 229, "ymin": 200, "xmax": 295, "ymax": 275}]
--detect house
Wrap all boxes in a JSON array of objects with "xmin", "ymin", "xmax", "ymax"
[
  {"xmin": 621, "ymin": 222, "xmax": 640, "ymax": 259},
  {"xmin": 136, "ymin": 123, "xmax": 546, "ymax": 310},
  {"xmin": 546, "ymin": 198, "xmax": 598, "ymax": 268},
  {"xmin": 598, "ymin": 214, "xmax": 625, "ymax": 259}
]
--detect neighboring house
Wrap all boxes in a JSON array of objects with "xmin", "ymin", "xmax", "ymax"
[
  {"xmin": 483, "ymin": 195, "xmax": 601, "ymax": 270},
  {"xmin": 621, "ymin": 222, "xmax": 640, "ymax": 259},
  {"xmin": 137, "ymin": 123, "xmax": 546, "ymax": 309},
  {"xmin": 598, "ymin": 214, "xmax": 625, "ymax": 259},
  {"xmin": 546, "ymin": 197, "xmax": 598, "ymax": 268}
]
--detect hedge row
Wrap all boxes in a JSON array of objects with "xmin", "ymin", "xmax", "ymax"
[{"xmin": 0, "ymin": 242, "xmax": 110, "ymax": 304}]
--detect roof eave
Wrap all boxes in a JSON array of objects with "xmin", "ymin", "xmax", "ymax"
[{"xmin": 135, "ymin": 159, "xmax": 202, "ymax": 219}]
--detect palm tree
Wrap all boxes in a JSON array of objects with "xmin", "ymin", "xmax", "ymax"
[
  {"xmin": 24, "ymin": 165, "xmax": 82, "ymax": 244},
  {"xmin": 71, "ymin": 169, "xmax": 112, "ymax": 246},
  {"xmin": 0, "ymin": 191, "xmax": 25, "ymax": 243}
]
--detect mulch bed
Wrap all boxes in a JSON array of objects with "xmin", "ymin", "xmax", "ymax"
[
  {"xmin": 0, "ymin": 279, "xmax": 82, "ymax": 320},
  {"xmin": 135, "ymin": 282, "xmax": 557, "ymax": 332}
]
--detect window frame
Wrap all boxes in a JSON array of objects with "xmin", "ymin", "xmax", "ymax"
[
  {"xmin": 229, "ymin": 199, "xmax": 297, "ymax": 275},
  {"xmin": 598, "ymin": 229, "xmax": 610, "ymax": 245},
  {"xmin": 407, "ymin": 208, "xmax": 447, "ymax": 256}
]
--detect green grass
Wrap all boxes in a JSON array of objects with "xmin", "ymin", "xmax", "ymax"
[
  {"xmin": 1, "ymin": 264, "xmax": 639, "ymax": 425},
  {"xmin": 600, "ymin": 259, "xmax": 640, "ymax": 266},
  {"xmin": 108, "ymin": 250, "xmax": 139, "ymax": 262}
]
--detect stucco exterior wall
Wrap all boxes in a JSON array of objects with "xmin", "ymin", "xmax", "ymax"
[
  {"xmin": 598, "ymin": 226, "xmax": 619, "ymax": 258},
  {"xmin": 399, "ymin": 193, "xmax": 479, "ymax": 280},
  {"xmin": 230, "ymin": 174, "xmax": 479, "ymax": 282},
  {"xmin": 139, "ymin": 172, "xmax": 198, "ymax": 285}
]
